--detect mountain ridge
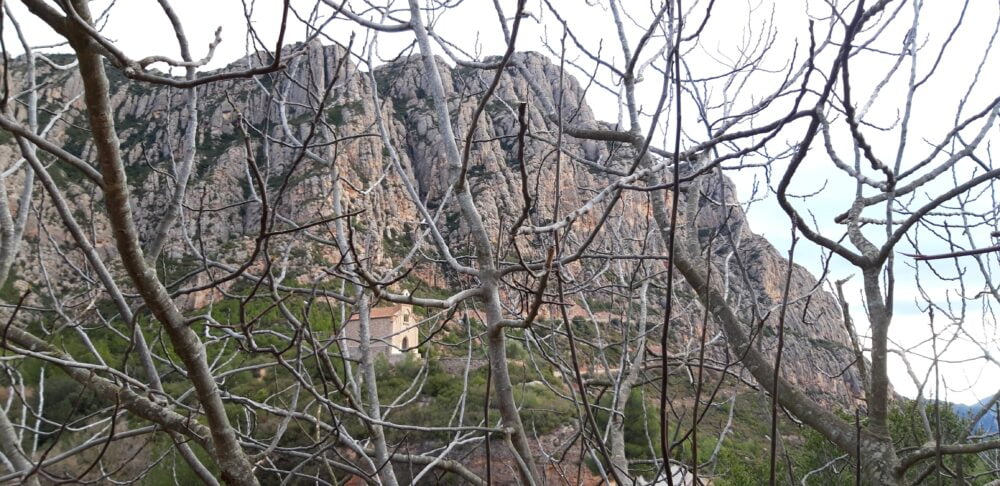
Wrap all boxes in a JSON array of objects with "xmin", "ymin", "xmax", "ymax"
[{"xmin": 7, "ymin": 42, "xmax": 864, "ymax": 409}]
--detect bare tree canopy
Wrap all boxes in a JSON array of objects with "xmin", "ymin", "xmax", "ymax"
[{"xmin": 0, "ymin": 0, "xmax": 998, "ymax": 485}]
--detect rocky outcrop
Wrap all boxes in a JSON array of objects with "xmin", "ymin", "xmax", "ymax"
[{"xmin": 6, "ymin": 43, "xmax": 862, "ymax": 408}]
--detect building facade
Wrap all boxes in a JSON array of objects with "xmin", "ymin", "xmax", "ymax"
[{"xmin": 343, "ymin": 304, "xmax": 419, "ymax": 356}]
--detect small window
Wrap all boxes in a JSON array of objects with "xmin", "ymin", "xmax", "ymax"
[{"xmin": 401, "ymin": 337, "xmax": 409, "ymax": 351}]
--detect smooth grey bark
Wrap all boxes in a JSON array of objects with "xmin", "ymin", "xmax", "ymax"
[
  {"xmin": 607, "ymin": 282, "xmax": 649, "ymax": 484},
  {"xmin": 144, "ymin": 81, "xmax": 197, "ymax": 263},
  {"xmin": 0, "ymin": 15, "xmax": 44, "ymax": 483},
  {"xmin": 113, "ymin": 3, "xmax": 218, "ymax": 473},
  {"xmin": 0, "ymin": 324, "xmax": 214, "ymax": 449},
  {"xmin": 12, "ymin": 132, "xmax": 219, "ymax": 485},
  {"xmin": 48, "ymin": 2, "xmax": 260, "ymax": 483},
  {"xmin": 406, "ymin": 1, "xmax": 541, "ymax": 483},
  {"xmin": 642, "ymin": 171, "xmax": 902, "ymax": 484},
  {"xmin": 0, "ymin": 169, "xmax": 27, "ymax": 287},
  {"xmin": 321, "ymin": 100, "xmax": 401, "ymax": 483},
  {"xmin": 0, "ymin": 7, "xmax": 35, "ymax": 284},
  {"xmin": 355, "ymin": 293, "xmax": 400, "ymax": 486},
  {"xmin": 144, "ymin": 0, "xmax": 199, "ymax": 263},
  {"xmin": 507, "ymin": 2, "xmax": 905, "ymax": 477},
  {"xmin": 0, "ymin": 409, "xmax": 38, "ymax": 486},
  {"xmin": 0, "ymin": 327, "xmax": 388, "ymax": 486},
  {"xmin": 861, "ymin": 266, "xmax": 892, "ymax": 433},
  {"xmin": 654, "ymin": 201, "xmax": 901, "ymax": 484}
]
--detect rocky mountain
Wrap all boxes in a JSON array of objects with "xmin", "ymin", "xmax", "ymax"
[
  {"xmin": 6, "ymin": 42, "xmax": 863, "ymax": 409},
  {"xmin": 954, "ymin": 400, "xmax": 999, "ymax": 433}
]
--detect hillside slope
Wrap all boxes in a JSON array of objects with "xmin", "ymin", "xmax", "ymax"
[{"xmin": 8, "ymin": 42, "xmax": 863, "ymax": 409}]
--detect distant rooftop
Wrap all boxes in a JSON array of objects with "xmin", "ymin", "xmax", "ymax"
[{"xmin": 346, "ymin": 304, "xmax": 408, "ymax": 322}]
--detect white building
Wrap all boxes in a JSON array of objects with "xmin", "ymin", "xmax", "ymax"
[{"xmin": 343, "ymin": 304, "xmax": 419, "ymax": 355}]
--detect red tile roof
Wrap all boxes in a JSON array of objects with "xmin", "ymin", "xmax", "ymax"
[{"xmin": 346, "ymin": 305, "xmax": 403, "ymax": 322}]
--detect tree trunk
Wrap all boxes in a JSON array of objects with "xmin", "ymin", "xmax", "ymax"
[
  {"xmin": 64, "ymin": 3, "xmax": 259, "ymax": 483},
  {"xmin": 356, "ymin": 293, "xmax": 400, "ymax": 486}
]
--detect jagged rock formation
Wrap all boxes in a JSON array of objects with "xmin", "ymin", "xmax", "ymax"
[{"xmin": 6, "ymin": 42, "xmax": 862, "ymax": 408}]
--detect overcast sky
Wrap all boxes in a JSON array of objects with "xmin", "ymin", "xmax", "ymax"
[{"xmin": 8, "ymin": 0, "xmax": 1000, "ymax": 405}]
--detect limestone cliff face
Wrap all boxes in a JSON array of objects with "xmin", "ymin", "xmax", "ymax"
[
  {"xmin": 7, "ymin": 44, "xmax": 861, "ymax": 408},
  {"xmin": 686, "ymin": 177, "xmax": 867, "ymax": 407}
]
